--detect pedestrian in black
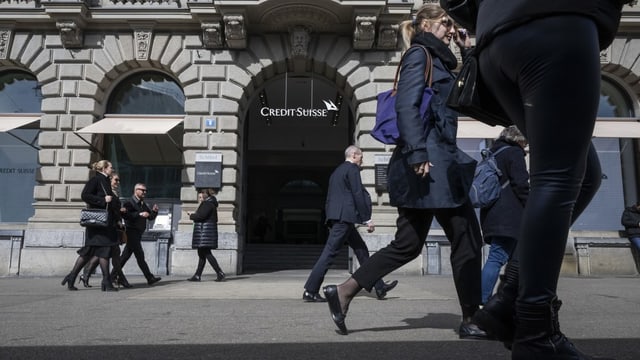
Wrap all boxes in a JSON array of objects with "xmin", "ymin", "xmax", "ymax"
[
  {"xmin": 187, "ymin": 188, "xmax": 226, "ymax": 282},
  {"xmin": 621, "ymin": 202, "xmax": 640, "ymax": 253},
  {"xmin": 302, "ymin": 145, "xmax": 398, "ymax": 303},
  {"xmin": 117, "ymin": 183, "xmax": 162, "ymax": 285},
  {"xmin": 468, "ymin": 0, "xmax": 627, "ymax": 358},
  {"xmin": 479, "ymin": 126, "xmax": 529, "ymax": 304},
  {"xmin": 61, "ymin": 160, "xmax": 121, "ymax": 292},
  {"xmin": 322, "ymin": 4, "xmax": 486, "ymax": 339},
  {"xmin": 79, "ymin": 172, "xmax": 132, "ymax": 288}
]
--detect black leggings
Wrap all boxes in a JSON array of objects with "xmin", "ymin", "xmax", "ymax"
[{"xmin": 479, "ymin": 15, "xmax": 601, "ymax": 304}]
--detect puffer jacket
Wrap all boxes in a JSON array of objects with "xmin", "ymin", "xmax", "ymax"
[
  {"xmin": 476, "ymin": 0, "xmax": 625, "ymax": 51},
  {"xmin": 190, "ymin": 196, "xmax": 219, "ymax": 249},
  {"xmin": 621, "ymin": 205, "xmax": 640, "ymax": 237}
]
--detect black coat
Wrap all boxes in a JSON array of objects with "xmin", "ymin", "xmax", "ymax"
[
  {"xmin": 123, "ymin": 196, "xmax": 158, "ymax": 234},
  {"xmin": 621, "ymin": 205, "xmax": 640, "ymax": 237},
  {"xmin": 325, "ymin": 161, "xmax": 372, "ymax": 224},
  {"xmin": 479, "ymin": 139, "xmax": 530, "ymax": 242},
  {"xmin": 81, "ymin": 173, "xmax": 122, "ymax": 247},
  {"xmin": 476, "ymin": 0, "xmax": 624, "ymax": 51},
  {"xmin": 388, "ymin": 33, "xmax": 476, "ymax": 209},
  {"xmin": 190, "ymin": 196, "xmax": 219, "ymax": 249}
]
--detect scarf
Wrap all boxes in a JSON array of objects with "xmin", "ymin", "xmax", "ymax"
[{"xmin": 411, "ymin": 32, "xmax": 458, "ymax": 70}]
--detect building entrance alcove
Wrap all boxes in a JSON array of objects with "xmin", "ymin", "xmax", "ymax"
[{"xmin": 243, "ymin": 72, "xmax": 353, "ymax": 271}]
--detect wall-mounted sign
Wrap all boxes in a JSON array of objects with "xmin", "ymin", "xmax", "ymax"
[
  {"xmin": 195, "ymin": 152, "xmax": 222, "ymax": 189},
  {"xmin": 205, "ymin": 118, "xmax": 217, "ymax": 130},
  {"xmin": 259, "ymin": 99, "xmax": 338, "ymax": 119},
  {"xmin": 374, "ymin": 154, "xmax": 392, "ymax": 193}
]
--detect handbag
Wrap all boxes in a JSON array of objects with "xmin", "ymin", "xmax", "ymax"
[
  {"xmin": 371, "ymin": 45, "xmax": 433, "ymax": 145},
  {"xmin": 79, "ymin": 181, "xmax": 110, "ymax": 228},
  {"xmin": 117, "ymin": 226, "xmax": 128, "ymax": 244},
  {"xmin": 446, "ymin": 52, "xmax": 512, "ymax": 127},
  {"xmin": 80, "ymin": 207, "xmax": 109, "ymax": 227}
]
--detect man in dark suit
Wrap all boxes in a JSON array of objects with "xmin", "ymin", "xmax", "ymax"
[
  {"xmin": 117, "ymin": 183, "xmax": 162, "ymax": 285},
  {"xmin": 302, "ymin": 145, "xmax": 397, "ymax": 302}
]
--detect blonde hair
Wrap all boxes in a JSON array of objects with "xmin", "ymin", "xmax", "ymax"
[
  {"xmin": 399, "ymin": 4, "xmax": 447, "ymax": 49},
  {"xmin": 91, "ymin": 160, "xmax": 111, "ymax": 172}
]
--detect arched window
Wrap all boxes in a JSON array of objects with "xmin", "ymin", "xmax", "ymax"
[
  {"xmin": 105, "ymin": 72, "xmax": 185, "ymax": 199},
  {"xmin": 0, "ymin": 71, "xmax": 42, "ymax": 113},
  {"xmin": 0, "ymin": 70, "xmax": 41, "ymax": 222},
  {"xmin": 598, "ymin": 77, "xmax": 634, "ymax": 118}
]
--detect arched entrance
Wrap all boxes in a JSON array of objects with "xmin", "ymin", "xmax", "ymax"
[{"xmin": 243, "ymin": 72, "xmax": 353, "ymax": 271}]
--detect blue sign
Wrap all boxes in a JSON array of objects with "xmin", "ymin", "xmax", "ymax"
[{"xmin": 205, "ymin": 118, "xmax": 216, "ymax": 129}]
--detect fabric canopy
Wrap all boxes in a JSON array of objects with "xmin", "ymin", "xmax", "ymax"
[
  {"xmin": 0, "ymin": 116, "xmax": 40, "ymax": 132},
  {"xmin": 457, "ymin": 118, "xmax": 640, "ymax": 139},
  {"xmin": 75, "ymin": 116, "xmax": 184, "ymax": 134}
]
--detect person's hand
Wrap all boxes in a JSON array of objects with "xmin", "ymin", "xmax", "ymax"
[
  {"xmin": 105, "ymin": 195, "xmax": 112, "ymax": 203},
  {"xmin": 120, "ymin": 207, "xmax": 127, "ymax": 213},
  {"xmin": 140, "ymin": 211, "xmax": 150, "ymax": 218},
  {"xmin": 413, "ymin": 161, "xmax": 433, "ymax": 178},
  {"xmin": 454, "ymin": 28, "xmax": 472, "ymax": 49},
  {"xmin": 367, "ymin": 221, "xmax": 375, "ymax": 233},
  {"xmin": 152, "ymin": 204, "xmax": 159, "ymax": 212}
]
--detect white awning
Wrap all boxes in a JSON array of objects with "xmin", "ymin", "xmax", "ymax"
[
  {"xmin": 75, "ymin": 116, "xmax": 184, "ymax": 134},
  {"xmin": 457, "ymin": 119, "xmax": 505, "ymax": 139},
  {"xmin": 0, "ymin": 116, "xmax": 41, "ymax": 132},
  {"xmin": 593, "ymin": 120, "xmax": 640, "ymax": 138},
  {"xmin": 457, "ymin": 118, "xmax": 640, "ymax": 139}
]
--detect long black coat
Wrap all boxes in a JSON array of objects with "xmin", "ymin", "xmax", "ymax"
[
  {"xmin": 81, "ymin": 173, "xmax": 122, "ymax": 247},
  {"xmin": 325, "ymin": 161, "xmax": 372, "ymax": 224},
  {"xmin": 479, "ymin": 139, "xmax": 529, "ymax": 242},
  {"xmin": 388, "ymin": 34, "xmax": 476, "ymax": 209},
  {"xmin": 190, "ymin": 196, "xmax": 219, "ymax": 249}
]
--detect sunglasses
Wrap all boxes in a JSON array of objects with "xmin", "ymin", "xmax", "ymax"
[
  {"xmin": 113, "ymin": 178, "xmax": 120, "ymax": 182},
  {"xmin": 136, "ymin": 188, "xmax": 147, "ymax": 192}
]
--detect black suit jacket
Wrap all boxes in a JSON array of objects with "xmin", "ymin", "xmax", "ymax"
[
  {"xmin": 123, "ymin": 196, "xmax": 158, "ymax": 234},
  {"xmin": 325, "ymin": 161, "xmax": 372, "ymax": 225}
]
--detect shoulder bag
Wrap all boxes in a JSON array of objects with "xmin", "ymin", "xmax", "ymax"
[{"xmin": 79, "ymin": 182, "xmax": 110, "ymax": 227}]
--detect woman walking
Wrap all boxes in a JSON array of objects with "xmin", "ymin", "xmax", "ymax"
[
  {"xmin": 322, "ymin": 4, "xmax": 485, "ymax": 338},
  {"xmin": 61, "ymin": 160, "xmax": 121, "ymax": 292},
  {"xmin": 187, "ymin": 188, "xmax": 226, "ymax": 282}
]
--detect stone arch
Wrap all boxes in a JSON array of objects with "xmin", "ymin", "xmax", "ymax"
[{"xmin": 602, "ymin": 37, "xmax": 640, "ymax": 114}]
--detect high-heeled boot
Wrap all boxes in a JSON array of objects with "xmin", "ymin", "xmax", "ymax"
[
  {"xmin": 114, "ymin": 271, "xmax": 132, "ymax": 288},
  {"xmin": 61, "ymin": 273, "xmax": 78, "ymax": 291},
  {"xmin": 473, "ymin": 260, "xmax": 519, "ymax": 343},
  {"xmin": 188, "ymin": 258, "xmax": 206, "ymax": 281},
  {"xmin": 206, "ymin": 254, "xmax": 226, "ymax": 282},
  {"xmin": 101, "ymin": 275, "xmax": 118, "ymax": 292},
  {"xmin": 512, "ymin": 298, "xmax": 613, "ymax": 360}
]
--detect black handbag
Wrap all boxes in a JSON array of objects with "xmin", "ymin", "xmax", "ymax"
[
  {"xmin": 80, "ymin": 207, "xmax": 109, "ymax": 227},
  {"xmin": 79, "ymin": 182, "xmax": 110, "ymax": 227},
  {"xmin": 446, "ymin": 53, "xmax": 512, "ymax": 127}
]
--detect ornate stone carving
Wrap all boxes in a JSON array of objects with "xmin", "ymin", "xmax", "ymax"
[
  {"xmin": 224, "ymin": 14, "xmax": 246, "ymax": 49},
  {"xmin": 0, "ymin": 28, "xmax": 12, "ymax": 60},
  {"xmin": 353, "ymin": 15, "xmax": 376, "ymax": 50},
  {"xmin": 134, "ymin": 28, "xmax": 153, "ymax": 60},
  {"xmin": 202, "ymin": 22, "xmax": 223, "ymax": 49},
  {"xmin": 289, "ymin": 25, "xmax": 311, "ymax": 57},
  {"xmin": 56, "ymin": 20, "xmax": 83, "ymax": 48},
  {"xmin": 377, "ymin": 24, "xmax": 398, "ymax": 50}
]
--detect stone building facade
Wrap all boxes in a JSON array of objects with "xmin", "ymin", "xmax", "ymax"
[{"xmin": 1, "ymin": 0, "xmax": 639, "ymax": 278}]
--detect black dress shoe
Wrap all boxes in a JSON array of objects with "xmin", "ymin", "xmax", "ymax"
[
  {"xmin": 302, "ymin": 291, "xmax": 327, "ymax": 303},
  {"xmin": 322, "ymin": 285, "xmax": 348, "ymax": 335},
  {"xmin": 375, "ymin": 280, "xmax": 398, "ymax": 300},
  {"xmin": 147, "ymin": 276, "xmax": 161, "ymax": 285},
  {"xmin": 459, "ymin": 320, "xmax": 492, "ymax": 340}
]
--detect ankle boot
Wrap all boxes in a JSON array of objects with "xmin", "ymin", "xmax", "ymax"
[
  {"xmin": 206, "ymin": 254, "xmax": 226, "ymax": 282},
  {"xmin": 115, "ymin": 271, "xmax": 132, "ymax": 288},
  {"xmin": 61, "ymin": 273, "xmax": 78, "ymax": 291},
  {"xmin": 473, "ymin": 260, "xmax": 519, "ymax": 343},
  {"xmin": 512, "ymin": 298, "xmax": 612, "ymax": 360},
  {"xmin": 101, "ymin": 274, "xmax": 118, "ymax": 292},
  {"xmin": 188, "ymin": 258, "xmax": 206, "ymax": 281}
]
